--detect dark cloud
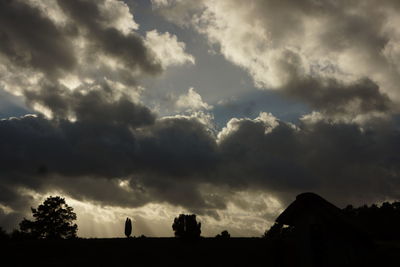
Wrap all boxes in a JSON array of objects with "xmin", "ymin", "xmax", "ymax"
[
  {"xmin": 1, "ymin": 110, "xmax": 400, "ymax": 224},
  {"xmin": 278, "ymin": 50, "xmax": 392, "ymax": 117},
  {"xmin": 24, "ymin": 81, "xmax": 155, "ymax": 126},
  {"xmin": 217, "ymin": 115, "xmax": 400, "ymax": 206},
  {"xmin": 0, "ymin": 0, "xmax": 76, "ymax": 78},
  {"xmin": 0, "ymin": 115, "xmax": 142, "ymax": 178},
  {"xmin": 57, "ymin": 0, "xmax": 162, "ymax": 75},
  {"xmin": 295, "ymin": 78, "xmax": 391, "ymax": 116},
  {"xmin": 135, "ymin": 117, "xmax": 218, "ymax": 177}
]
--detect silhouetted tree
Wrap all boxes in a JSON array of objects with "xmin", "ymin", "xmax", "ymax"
[
  {"xmin": 19, "ymin": 196, "xmax": 77, "ymax": 239},
  {"xmin": 172, "ymin": 214, "xmax": 201, "ymax": 239},
  {"xmin": 215, "ymin": 230, "xmax": 230, "ymax": 238},
  {"xmin": 342, "ymin": 201, "xmax": 400, "ymax": 240},
  {"xmin": 0, "ymin": 227, "xmax": 9, "ymax": 241},
  {"xmin": 125, "ymin": 217, "xmax": 132, "ymax": 238}
]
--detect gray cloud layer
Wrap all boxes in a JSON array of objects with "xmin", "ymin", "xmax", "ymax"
[{"xmin": 1, "ymin": 111, "xmax": 400, "ymax": 228}]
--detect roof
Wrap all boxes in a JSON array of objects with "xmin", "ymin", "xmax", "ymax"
[{"xmin": 276, "ymin": 192, "xmax": 345, "ymax": 226}]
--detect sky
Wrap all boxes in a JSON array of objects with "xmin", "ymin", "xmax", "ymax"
[{"xmin": 1, "ymin": 0, "xmax": 400, "ymax": 238}]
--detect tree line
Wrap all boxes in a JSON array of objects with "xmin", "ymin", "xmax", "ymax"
[
  {"xmin": 0, "ymin": 196, "xmax": 230, "ymax": 240},
  {"xmin": 342, "ymin": 202, "xmax": 400, "ymax": 240},
  {"xmin": 1, "ymin": 196, "xmax": 400, "ymax": 240}
]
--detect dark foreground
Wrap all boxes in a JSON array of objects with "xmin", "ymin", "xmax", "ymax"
[{"xmin": 1, "ymin": 238, "xmax": 399, "ymax": 267}]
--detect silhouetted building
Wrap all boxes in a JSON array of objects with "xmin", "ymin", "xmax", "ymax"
[{"xmin": 267, "ymin": 192, "xmax": 373, "ymax": 267}]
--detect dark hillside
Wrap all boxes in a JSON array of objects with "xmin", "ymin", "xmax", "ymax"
[
  {"xmin": 1, "ymin": 238, "xmax": 269, "ymax": 267},
  {"xmin": 1, "ymin": 237, "xmax": 399, "ymax": 267}
]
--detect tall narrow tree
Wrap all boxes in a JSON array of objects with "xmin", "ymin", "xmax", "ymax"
[{"xmin": 125, "ymin": 217, "xmax": 132, "ymax": 238}]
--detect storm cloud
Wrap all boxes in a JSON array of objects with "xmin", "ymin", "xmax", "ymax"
[
  {"xmin": 1, "ymin": 110, "xmax": 400, "ymax": 224},
  {"xmin": 56, "ymin": 0, "xmax": 162, "ymax": 75},
  {"xmin": 0, "ymin": 0, "xmax": 76, "ymax": 78}
]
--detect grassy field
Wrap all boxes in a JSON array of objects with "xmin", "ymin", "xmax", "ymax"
[
  {"xmin": 1, "ymin": 237, "xmax": 399, "ymax": 266},
  {"xmin": 1, "ymin": 238, "xmax": 271, "ymax": 266}
]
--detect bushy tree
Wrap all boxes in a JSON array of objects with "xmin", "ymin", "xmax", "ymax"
[
  {"xmin": 215, "ymin": 230, "xmax": 230, "ymax": 238},
  {"xmin": 172, "ymin": 214, "xmax": 201, "ymax": 239},
  {"xmin": 19, "ymin": 196, "xmax": 77, "ymax": 239},
  {"xmin": 125, "ymin": 217, "xmax": 132, "ymax": 238}
]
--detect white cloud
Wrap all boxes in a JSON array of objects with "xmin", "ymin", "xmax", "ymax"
[
  {"xmin": 217, "ymin": 112, "xmax": 279, "ymax": 143},
  {"xmin": 153, "ymin": 0, "xmax": 400, "ymax": 121},
  {"xmin": 176, "ymin": 87, "xmax": 211, "ymax": 111},
  {"xmin": 145, "ymin": 30, "xmax": 195, "ymax": 68},
  {"xmin": 101, "ymin": 0, "xmax": 139, "ymax": 34}
]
